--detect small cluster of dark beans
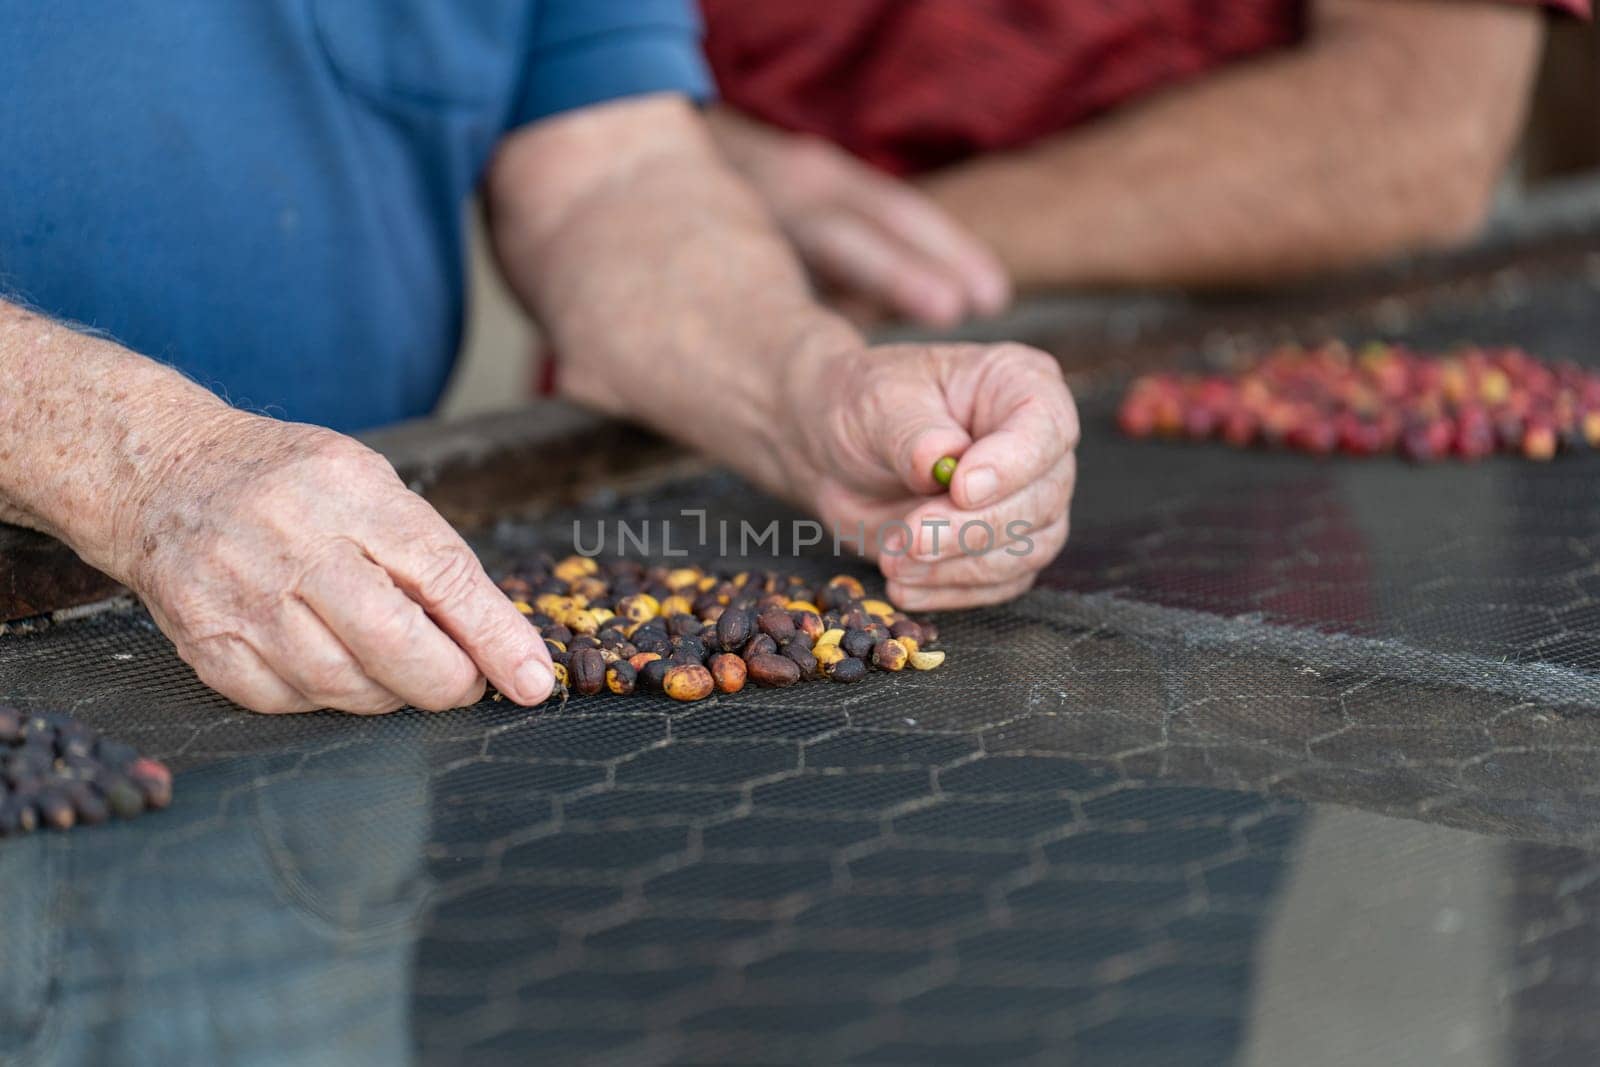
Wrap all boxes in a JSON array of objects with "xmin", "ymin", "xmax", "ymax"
[
  {"xmin": 1119, "ymin": 342, "xmax": 1600, "ymax": 462},
  {"xmin": 498, "ymin": 558, "xmax": 946, "ymax": 703},
  {"xmin": 0, "ymin": 706, "xmax": 173, "ymax": 837}
]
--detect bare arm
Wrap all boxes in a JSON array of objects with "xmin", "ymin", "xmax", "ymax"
[
  {"xmin": 486, "ymin": 95, "xmax": 860, "ymax": 505},
  {"xmin": 0, "ymin": 301, "xmax": 554, "ymax": 713},
  {"xmin": 920, "ymin": 0, "xmax": 1545, "ymax": 289},
  {"xmin": 486, "ymin": 96, "xmax": 1080, "ymax": 610}
]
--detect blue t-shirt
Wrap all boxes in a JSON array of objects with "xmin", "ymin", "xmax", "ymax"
[{"xmin": 0, "ymin": 3, "xmax": 711, "ymax": 432}]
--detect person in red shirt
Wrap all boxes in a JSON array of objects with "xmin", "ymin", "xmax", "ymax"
[{"xmin": 702, "ymin": 0, "xmax": 1584, "ymax": 327}]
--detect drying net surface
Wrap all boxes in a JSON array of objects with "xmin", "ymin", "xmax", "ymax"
[{"xmin": 9, "ymin": 264, "xmax": 1600, "ymax": 1064}]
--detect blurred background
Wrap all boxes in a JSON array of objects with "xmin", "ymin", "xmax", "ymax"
[{"xmin": 443, "ymin": 20, "xmax": 1600, "ymax": 420}]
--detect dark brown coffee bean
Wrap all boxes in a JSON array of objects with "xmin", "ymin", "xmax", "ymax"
[
  {"xmin": 827, "ymin": 656, "xmax": 867, "ymax": 683},
  {"xmin": 633, "ymin": 630, "xmax": 672, "ymax": 656},
  {"xmin": 741, "ymin": 634, "xmax": 778, "ymax": 660},
  {"xmin": 65, "ymin": 781, "xmax": 109, "ymax": 826},
  {"xmin": 36, "ymin": 787, "xmax": 75, "ymax": 830},
  {"xmin": 889, "ymin": 619, "xmax": 923, "ymax": 646},
  {"xmin": 570, "ymin": 648, "xmax": 606, "ymax": 696},
  {"xmin": 746, "ymin": 653, "xmax": 802, "ymax": 688},
  {"xmin": 840, "ymin": 629, "xmax": 875, "ymax": 660},
  {"xmin": 639, "ymin": 658, "xmax": 670, "ymax": 693},
  {"xmin": 716, "ymin": 607, "xmax": 754, "ymax": 651},
  {"xmin": 781, "ymin": 642, "xmax": 818, "ymax": 678},
  {"xmin": 756, "ymin": 609, "xmax": 796, "ymax": 643}
]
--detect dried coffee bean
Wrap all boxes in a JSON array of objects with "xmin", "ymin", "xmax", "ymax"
[
  {"xmin": 909, "ymin": 649, "xmax": 947, "ymax": 670},
  {"xmin": 0, "ymin": 797, "xmax": 37, "ymax": 836},
  {"xmin": 569, "ymin": 635, "xmax": 601, "ymax": 651},
  {"xmin": 127, "ymin": 759, "xmax": 172, "ymax": 810},
  {"xmin": 615, "ymin": 594, "xmax": 660, "ymax": 623},
  {"xmin": 873, "ymin": 639, "xmax": 909, "ymax": 672},
  {"xmin": 746, "ymin": 653, "xmax": 802, "ymax": 688},
  {"xmin": 828, "ymin": 575, "xmax": 867, "ymax": 599},
  {"xmin": 570, "ymin": 648, "xmax": 606, "ymax": 696},
  {"xmin": 840, "ymin": 629, "xmax": 875, "ymax": 660},
  {"xmin": 827, "ymin": 656, "xmax": 867, "ymax": 683},
  {"xmin": 889, "ymin": 620, "xmax": 923, "ymax": 646},
  {"xmin": 65, "ymin": 781, "xmax": 108, "ymax": 826},
  {"xmin": 814, "ymin": 643, "xmax": 847, "ymax": 672},
  {"xmin": 757, "ymin": 609, "xmax": 796, "ymax": 643},
  {"xmin": 814, "ymin": 628, "xmax": 845, "ymax": 650},
  {"xmin": 792, "ymin": 610, "xmax": 825, "ymax": 641},
  {"xmin": 781, "ymin": 642, "xmax": 819, "ymax": 678},
  {"xmin": 36, "ymin": 787, "xmax": 75, "ymax": 831},
  {"xmin": 0, "ymin": 706, "xmax": 19, "ymax": 744},
  {"xmin": 543, "ymin": 624, "xmax": 574, "ymax": 646},
  {"xmin": 638, "ymin": 658, "xmax": 670, "ymax": 693},
  {"xmin": 716, "ymin": 607, "xmax": 754, "ymax": 651},
  {"xmin": 606, "ymin": 661, "xmax": 638, "ymax": 696},
  {"xmin": 633, "ymin": 630, "xmax": 673, "ymax": 657},
  {"xmin": 663, "ymin": 664, "xmax": 715, "ymax": 702},
  {"xmin": 628, "ymin": 652, "xmax": 662, "ymax": 672},
  {"xmin": 96, "ymin": 771, "xmax": 143, "ymax": 825},
  {"xmin": 709, "ymin": 653, "xmax": 747, "ymax": 694},
  {"xmin": 741, "ymin": 634, "xmax": 778, "ymax": 660}
]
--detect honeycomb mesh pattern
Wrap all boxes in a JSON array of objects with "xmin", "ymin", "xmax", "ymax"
[{"xmin": 5, "ymin": 433, "xmax": 1600, "ymax": 1065}]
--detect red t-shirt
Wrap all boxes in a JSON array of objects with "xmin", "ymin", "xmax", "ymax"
[{"xmin": 702, "ymin": 0, "xmax": 1587, "ymax": 176}]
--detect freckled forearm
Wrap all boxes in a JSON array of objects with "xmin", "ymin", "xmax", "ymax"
[{"xmin": 0, "ymin": 300, "xmax": 232, "ymax": 569}]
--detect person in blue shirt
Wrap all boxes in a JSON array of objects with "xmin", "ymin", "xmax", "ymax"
[{"xmin": 0, "ymin": 2, "xmax": 1078, "ymax": 715}]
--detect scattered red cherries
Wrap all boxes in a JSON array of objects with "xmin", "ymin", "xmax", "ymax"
[{"xmin": 1118, "ymin": 342, "xmax": 1600, "ymax": 463}]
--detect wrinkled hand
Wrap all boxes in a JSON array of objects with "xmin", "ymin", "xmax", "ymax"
[
  {"xmin": 110, "ymin": 413, "xmax": 554, "ymax": 714},
  {"xmin": 708, "ymin": 108, "xmax": 1010, "ymax": 329},
  {"xmin": 794, "ymin": 342, "xmax": 1078, "ymax": 610}
]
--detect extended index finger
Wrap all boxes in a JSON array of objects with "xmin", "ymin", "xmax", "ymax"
[{"xmin": 368, "ymin": 508, "xmax": 554, "ymax": 707}]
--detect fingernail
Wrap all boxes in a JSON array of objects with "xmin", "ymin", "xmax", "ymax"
[
  {"xmin": 514, "ymin": 659, "xmax": 554, "ymax": 705},
  {"xmin": 964, "ymin": 466, "xmax": 998, "ymax": 507},
  {"xmin": 882, "ymin": 528, "xmax": 908, "ymax": 556}
]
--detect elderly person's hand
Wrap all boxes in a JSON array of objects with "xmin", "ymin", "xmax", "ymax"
[
  {"xmin": 707, "ymin": 108, "xmax": 1011, "ymax": 329},
  {"xmin": 791, "ymin": 342, "xmax": 1077, "ymax": 610},
  {"xmin": 111, "ymin": 411, "xmax": 555, "ymax": 715}
]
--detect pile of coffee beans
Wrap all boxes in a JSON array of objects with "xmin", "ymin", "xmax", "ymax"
[
  {"xmin": 1118, "ymin": 342, "xmax": 1600, "ymax": 462},
  {"xmin": 498, "ymin": 558, "xmax": 945, "ymax": 703},
  {"xmin": 0, "ymin": 706, "xmax": 173, "ymax": 837}
]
